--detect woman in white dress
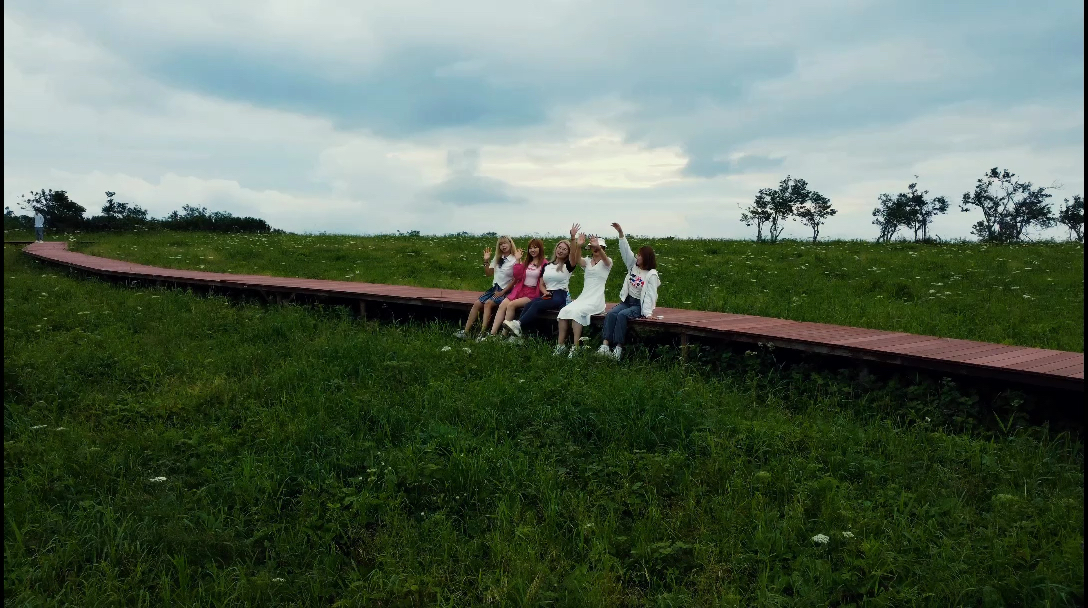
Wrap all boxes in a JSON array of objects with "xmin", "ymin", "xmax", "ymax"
[{"xmin": 555, "ymin": 228, "xmax": 612, "ymax": 358}]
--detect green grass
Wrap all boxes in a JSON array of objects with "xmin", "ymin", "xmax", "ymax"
[
  {"xmin": 4, "ymin": 244, "xmax": 1084, "ymax": 605},
  {"xmin": 64, "ymin": 231, "xmax": 1085, "ymax": 352}
]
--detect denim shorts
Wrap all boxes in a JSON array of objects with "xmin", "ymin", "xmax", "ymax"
[{"xmin": 477, "ymin": 284, "xmax": 507, "ymax": 304}]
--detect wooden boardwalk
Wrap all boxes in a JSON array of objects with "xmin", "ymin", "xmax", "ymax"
[{"xmin": 22, "ymin": 241, "xmax": 1084, "ymax": 392}]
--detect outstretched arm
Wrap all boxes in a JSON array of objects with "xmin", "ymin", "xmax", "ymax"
[{"xmin": 570, "ymin": 232, "xmax": 585, "ymax": 267}]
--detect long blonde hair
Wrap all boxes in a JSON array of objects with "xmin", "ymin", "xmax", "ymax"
[{"xmin": 491, "ymin": 235, "xmax": 516, "ymax": 267}]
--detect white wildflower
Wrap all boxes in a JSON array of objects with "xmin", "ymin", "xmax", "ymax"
[
  {"xmin": 149, "ymin": 476, "xmax": 167, "ymax": 482},
  {"xmin": 272, "ymin": 577, "xmax": 286, "ymax": 583},
  {"xmin": 812, "ymin": 534, "xmax": 830, "ymax": 544},
  {"xmin": 30, "ymin": 424, "xmax": 48, "ymax": 430},
  {"xmin": 54, "ymin": 427, "xmax": 67, "ymax": 431},
  {"xmin": 440, "ymin": 346, "xmax": 452, "ymax": 352},
  {"xmin": 462, "ymin": 348, "xmax": 472, "ymax": 354},
  {"xmin": 842, "ymin": 531, "xmax": 855, "ymax": 539}
]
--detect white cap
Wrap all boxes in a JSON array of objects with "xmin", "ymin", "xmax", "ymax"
[{"xmin": 595, "ymin": 237, "xmax": 607, "ymax": 248}]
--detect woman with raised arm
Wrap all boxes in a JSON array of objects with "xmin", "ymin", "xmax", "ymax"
[
  {"xmin": 454, "ymin": 235, "xmax": 519, "ymax": 340},
  {"xmin": 502, "ymin": 234, "xmax": 576, "ymax": 340},
  {"xmin": 484, "ymin": 238, "xmax": 547, "ymax": 341},
  {"xmin": 555, "ymin": 227, "xmax": 612, "ymax": 358},
  {"xmin": 596, "ymin": 222, "xmax": 660, "ymax": 360}
]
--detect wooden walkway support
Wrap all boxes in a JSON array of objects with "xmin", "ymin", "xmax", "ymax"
[{"xmin": 22, "ymin": 241, "xmax": 1084, "ymax": 392}]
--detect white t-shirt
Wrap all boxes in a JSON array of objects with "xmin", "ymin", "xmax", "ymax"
[
  {"xmin": 542, "ymin": 262, "xmax": 572, "ymax": 291},
  {"xmin": 34, "ymin": 213, "xmax": 44, "ymax": 228},
  {"xmin": 490, "ymin": 254, "xmax": 518, "ymax": 289},
  {"xmin": 626, "ymin": 267, "xmax": 650, "ymax": 299}
]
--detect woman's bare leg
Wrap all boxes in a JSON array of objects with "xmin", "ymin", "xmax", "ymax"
[
  {"xmin": 463, "ymin": 301, "xmax": 483, "ymax": 333},
  {"xmin": 572, "ymin": 321, "xmax": 584, "ymax": 345},
  {"xmin": 557, "ymin": 319, "xmax": 570, "ymax": 345},
  {"xmin": 490, "ymin": 300, "xmax": 513, "ymax": 335},
  {"xmin": 480, "ymin": 300, "xmax": 498, "ymax": 333}
]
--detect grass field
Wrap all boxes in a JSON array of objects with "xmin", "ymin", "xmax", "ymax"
[
  {"xmin": 54, "ymin": 231, "xmax": 1087, "ymax": 352},
  {"xmin": 4, "ymin": 240, "xmax": 1084, "ymax": 605}
]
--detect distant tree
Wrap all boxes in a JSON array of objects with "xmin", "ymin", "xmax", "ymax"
[
  {"xmin": 162, "ymin": 204, "xmax": 272, "ymax": 233},
  {"xmin": 1058, "ymin": 194, "xmax": 1084, "ymax": 242},
  {"xmin": 91, "ymin": 191, "xmax": 150, "ymax": 230},
  {"xmin": 902, "ymin": 181, "xmax": 948, "ymax": 242},
  {"xmin": 872, "ymin": 193, "xmax": 909, "ymax": 243},
  {"xmin": 960, "ymin": 168, "xmax": 1055, "ymax": 243},
  {"xmin": 739, "ymin": 190, "xmax": 772, "ymax": 243},
  {"xmin": 741, "ymin": 175, "xmax": 810, "ymax": 243},
  {"xmin": 795, "ymin": 192, "xmax": 836, "ymax": 243},
  {"xmin": 19, "ymin": 189, "xmax": 86, "ymax": 231}
]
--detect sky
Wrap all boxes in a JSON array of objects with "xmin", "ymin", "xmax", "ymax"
[{"xmin": 3, "ymin": 1, "xmax": 1084, "ymax": 240}]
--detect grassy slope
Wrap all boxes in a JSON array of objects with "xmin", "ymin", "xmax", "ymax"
[
  {"xmin": 71, "ymin": 232, "xmax": 1085, "ymax": 352},
  {"xmin": 4, "ymin": 246, "xmax": 1084, "ymax": 606}
]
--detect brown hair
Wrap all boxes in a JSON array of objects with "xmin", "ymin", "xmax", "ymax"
[{"xmin": 638, "ymin": 245, "xmax": 657, "ymax": 271}]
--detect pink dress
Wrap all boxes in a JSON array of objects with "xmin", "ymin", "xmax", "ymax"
[{"xmin": 507, "ymin": 262, "xmax": 544, "ymax": 300}]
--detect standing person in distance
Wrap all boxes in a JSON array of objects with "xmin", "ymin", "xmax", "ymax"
[
  {"xmin": 503, "ymin": 235, "xmax": 576, "ymax": 339},
  {"xmin": 454, "ymin": 235, "xmax": 519, "ymax": 340},
  {"xmin": 596, "ymin": 222, "xmax": 660, "ymax": 360},
  {"xmin": 34, "ymin": 208, "xmax": 45, "ymax": 242},
  {"xmin": 485, "ymin": 238, "xmax": 548, "ymax": 341},
  {"xmin": 555, "ymin": 228, "xmax": 612, "ymax": 358}
]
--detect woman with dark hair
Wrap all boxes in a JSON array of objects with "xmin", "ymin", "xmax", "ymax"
[{"xmin": 596, "ymin": 222, "xmax": 661, "ymax": 360}]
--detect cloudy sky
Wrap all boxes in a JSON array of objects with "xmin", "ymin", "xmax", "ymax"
[{"xmin": 4, "ymin": 1, "xmax": 1083, "ymax": 239}]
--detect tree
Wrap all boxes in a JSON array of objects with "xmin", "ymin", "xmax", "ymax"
[
  {"xmin": 872, "ymin": 193, "xmax": 909, "ymax": 243},
  {"xmin": 94, "ymin": 191, "xmax": 149, "ymax": 229},
  {"xmin": 741, "ymin": 175, "xmax": 810, "ymax": 243},
  {"xmin": 739, "ymin": 190, "xmax": 772, "ymax": 242},
  {"xmin": 795, "ymin": 192, "xmax": 836, "ymax": 243},
  {"xmin": 960, "ymin": 168, "xmax": 1055, "ymax": 243},
  {"xmin": 1058, "ymin": 195, "xmax": 1084, "ymax": 242},
  {"xmin": 19, "ymin": 189, "xmax": 86, "ymax": 231},
  {"xmin": 902, "ymin": 181, "xmax": 948, "ymax": 242}
]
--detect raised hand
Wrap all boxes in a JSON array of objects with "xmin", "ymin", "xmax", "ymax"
[
  {"xmin": 611, "ymin": 222, "xmax": 624, "ymax": 237},
  {"xmin": 514, "ymin": 247, "xmax": 524, "ymax": 261},
  {"xmin": 589, "ymin": 235, "xmax": 600, "ymax": 248},
  {"xmin": 570, "ymin": 223, "xmax": 581, "ymax": 238},
  {"xmin": 482, "ymin": 247, "xmax": 492, "ymax": 262},
  {"xmin": 576, "ymin": 232, "xmax": 587, "ymax": 246}
]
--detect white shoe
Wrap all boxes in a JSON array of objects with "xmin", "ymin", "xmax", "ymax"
[
  {"xmin": 502, "ymin": 319, "xmax": 522, "ymax": 336},
  {"xmin": 595, "ymin": 344, "xmax": 611, "ymax": 357},
  {"xmin": 506, "ymin": 336, "xmax": 523, "ymax": 345},
  {"xmin": 453, "ymin": 329, "xmax": 466, "ymax": 339},
  {"xmin": 611, "ymin": 346, "xmax": 622, "ymax": 361},
  {"xmin": 567, "ymin": 345, "xmax": 579, "ymax": 359},
  {"xmin": 476, "ymin": 334, "xmax": 489, "ymax": 343},
  {"xmin": 553, "ymin": 344, "xmax": 568, "ymax": 357}
]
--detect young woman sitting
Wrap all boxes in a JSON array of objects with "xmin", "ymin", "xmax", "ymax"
[
  {"xmin": 555, "ymin": 227, "xmax": 612, "ymax": 358},
  {"xmin": 596, "ymin": 222, "xmax": 660, "ymax": 360},
  {"xmin": 454, "ymin": 235, "xmax": 518, "ymax": 339}
]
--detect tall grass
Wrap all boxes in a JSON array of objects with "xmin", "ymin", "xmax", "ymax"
[
  {"xmin": 68, "ymin": 231, "xmax": 1085, "ymax": 352},
  {"xmin": 4, "ymin": 245, "xmax": 1083, "ymax": 605}
]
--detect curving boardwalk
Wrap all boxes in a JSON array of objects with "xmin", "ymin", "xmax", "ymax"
[{"xmin": 22, "ymin": 241, "xmax": 1084, "ymax": 392}]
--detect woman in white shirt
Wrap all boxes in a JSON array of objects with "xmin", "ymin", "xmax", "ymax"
[
  {"xmin": 596, "ymin": 222, "xmax": 660, "ymax": 360},
  {"xmin": 555, "ymin": 227, "xmax": 612, "ymax": 358},
  {"xmin": 454, "ymin": 235, "xmax": 519, "ymax": 339},
  {"xmin": 501, "ymin": 236, "xmax": 575, "ymax": 339}
]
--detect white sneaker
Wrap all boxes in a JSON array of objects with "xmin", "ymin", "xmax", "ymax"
[
  {"xmin": 611, "ymin": 346, "xmax": 622, "ymax": 361},
  {"xmin": 595, "ymin": 344, "xmax": 611, "ymax": 357},
  {"xmin": 453, "ymin": 329, "xmax": 466, "ymax": 339},
  {"xmin": 553, "ymin": 344, "xmax": 568, "ymax": 357},
  {"xmin": 502, "ymin": 319, "xmax": 522, "ymax": 336},
  {"xmin": 567, "ymin": 345, "xmax": 579, "ymax": 359},
  {"xmin": 476, "ymin": 334, "xmax": 489, "ymax": 343}
]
